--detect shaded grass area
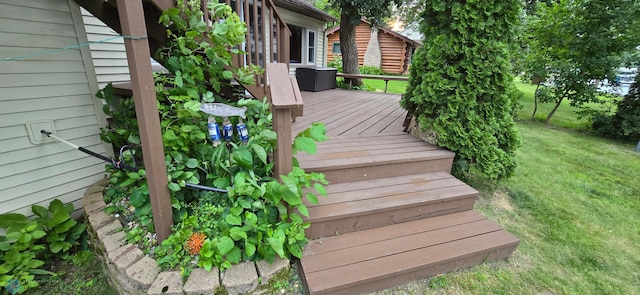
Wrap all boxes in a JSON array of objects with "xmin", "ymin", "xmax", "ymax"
[
  {"xmin": 368, "ymin": 79, "xmax": 640, "ymax": 294},
  {"xmin": 24, "ymin": 252, "xmax": 117, "ymax": 295}
]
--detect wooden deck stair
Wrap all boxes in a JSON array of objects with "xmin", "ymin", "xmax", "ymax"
[{"xmin": 297, "ymin": 134, "xmax": 520, "ymax": 295}]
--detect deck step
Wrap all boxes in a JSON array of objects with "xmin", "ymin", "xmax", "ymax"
[
  {"xmin": 304, "ymin": 172, "xmax": 478, "ymax": 239},
  {"xmin": 300, "ymin": 210, "xmax": 520, "ymax": 295},
  {"xmin": 297, "ymin": 133, "xmax": 455, "ymax": 184}
]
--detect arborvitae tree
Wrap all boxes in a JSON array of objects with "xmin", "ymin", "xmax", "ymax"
[{"xmin": 401, "ymin": 0, "xmax": 521, "ymax": 179}]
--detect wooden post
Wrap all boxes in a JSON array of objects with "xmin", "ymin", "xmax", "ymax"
[
  {"xmin": 267, "ymin": 63, "xmax": 303, "ymax": 178},
  {"xmin": 116, "ymin": 0, "xmax": 172, "ymax": 242}
]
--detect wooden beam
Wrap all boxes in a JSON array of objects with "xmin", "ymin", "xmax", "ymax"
[{"xmin": 116, "ymin": 0, "xmax": 173, "ymax": 242}]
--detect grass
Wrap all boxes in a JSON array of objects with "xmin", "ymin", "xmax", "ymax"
[
  {"xmin": 368, "ymin": 78, "xmax": 640, "ymax": 295},
  {"xmin": 23, "ymin": 251, "xmax": 117, "ymax": 295},
  {"xmin": 363, "ymin": 78, "xmax": 409, "ymax": 94}
]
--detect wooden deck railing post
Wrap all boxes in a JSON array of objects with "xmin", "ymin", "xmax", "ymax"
[
  {"xmin": 267, "ymin": 63, "xmax": 303, "ymax": 178},
  {"xmin": 116, "ymin": 0, "xmax": 172, "ymax": 242}
]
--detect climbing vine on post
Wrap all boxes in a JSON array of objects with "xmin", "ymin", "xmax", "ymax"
[{"xmin": 401, "ymin": 0, "xmax": 521, "ymax": 179}]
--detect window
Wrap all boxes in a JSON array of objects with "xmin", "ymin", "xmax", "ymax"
[
  {"xmin": 287, "ymin": 23, "xmax": 317, "ymax": 64},
  {"xmin": 308, "ymin": 30, "xmax": 316, "ymax": 63},
  {"xmin": 332, "ymin": 42, "xmax": 341, "ymax": 54}
]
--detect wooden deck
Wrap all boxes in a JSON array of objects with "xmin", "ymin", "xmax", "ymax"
[
  {"xmin": 292, "ymin": 89, "xmax": 406, "ymax": 137},
  {"xmin": 293, "ymin": 88, "xmax": 519, "ymax": 295}
]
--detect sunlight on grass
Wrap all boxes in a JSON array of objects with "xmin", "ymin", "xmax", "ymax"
[
  {"xmin": 369, "ymin": 76, "xmax": 640, "ymax": 295},
  {"xmin": 362, "ymin": 78, "xmax": 408, "ymax": 94}
]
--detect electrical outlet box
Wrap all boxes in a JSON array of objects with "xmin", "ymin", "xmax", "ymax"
[{"xmin": 26, "ymin": 120, "xmax": 56, "ymax": 144}]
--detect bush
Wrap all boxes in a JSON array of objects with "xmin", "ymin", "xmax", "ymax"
[
  {"xmin": 359, "ymin": 66, "xmax": 385, "ymax": 75},
  {"xmin": 401, "ymin": 0, "xmax": 521, "ymax": 179},
  {"xmin": 591, "ymin": 73, "xmax": 640, "ymax": 141},
  {"xmin": 100, "ymin": 1, "xmax": 327, "ymax": 274},
  {"xmin": 0, "ymin": 200, "xmax": 88, "ymax": 294}
]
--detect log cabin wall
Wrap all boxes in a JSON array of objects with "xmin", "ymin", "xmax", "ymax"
[{"xmin": 326, "ymin": 20, "xmax": 417, "ymax": 75}]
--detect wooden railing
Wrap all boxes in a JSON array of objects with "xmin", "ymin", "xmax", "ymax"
[
  {"xmin": 205, "ymin": 0, "xmax": 291, "ymax": 100},
  {"xmin": 267, "ymin": 63, "xmax": 303, "ymax": 177},
  {"xmin": 337, "ymin": 73, "xmax": 408, "ymax": 93}
]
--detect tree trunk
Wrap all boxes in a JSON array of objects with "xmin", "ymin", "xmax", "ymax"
[
  {"xmin": 531, "ymin": 82, "xmax": 541, "ymax": 121},
  {"xmin": 339, "ymin": 6, "xmax": 362, "ymax": 87},
  {"xmin": 546, "ymin": 96, "xmax": 564, "ymax": 124}
]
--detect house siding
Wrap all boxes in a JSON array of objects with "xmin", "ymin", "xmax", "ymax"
[
  {"xmin": 277, "ymin": 8, "xmax": 327, "ymax": 75},
  {"xmin": 0, "ymin": 0, "xmax": 107, "ymax": 216},
  {"xmin": 81, "ymin": 8, "xmax": 130, "ymax": 88}
]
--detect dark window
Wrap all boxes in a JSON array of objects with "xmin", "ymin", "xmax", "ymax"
[
  {"xmin": 332, "ymin": 42, "xmax": 341, "ymax": 54},
  {"xmin": 289, "ymin": 24, "xmax": 303, "ymax": 63}
]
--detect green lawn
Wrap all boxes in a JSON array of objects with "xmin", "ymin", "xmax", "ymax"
[
  {"xmin": 368, "ymin": 78, "xmax": 640, "ymax": 294},
  {"xmin": 363, "ymin": 78, "xmax": 409, "ymax": 94}
]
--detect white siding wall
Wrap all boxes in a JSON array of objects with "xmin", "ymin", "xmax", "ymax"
[
  {"xmin": 81, "ymin": 8, "xmax": 130, "ymax": 88},
  {"xmin": 277, "ymin": 9, "xmax": 328, "ymax": 76},
  {"xmin": 0, "ymin": 0, "xmax": 107, "ymax": 216}
]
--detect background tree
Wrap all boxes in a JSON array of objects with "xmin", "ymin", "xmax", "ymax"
[
  {"xmin": 522, "ymin": 0, "xmax": 640, "ymax": 123},
  {"xmin": 316, "ymin": 0, "xmax": 399, "ymax": 86},
  {"xmin": 401, "ymin": 0, "xmax": 522, "ymax": 179},
  {"xmin": 592, "ymin": 69, "xmax": 640, "ymax": 141}
]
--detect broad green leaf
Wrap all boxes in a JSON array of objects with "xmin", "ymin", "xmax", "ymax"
[
  {"xmin": 250, "ymin": 144, "xmax": 268, "ymax": 164},
  {"xmin": 185, "ymin": 158, "xmax": 198, "ymax": 168},
  {"xmin": 232, "ymin": 148, "xmax": 253, "ymax": 170},
  {"xmin": 227, "ymin": 247, "xmax": 241, "ymax": 264},
  {"xmin": 296, "ymin": 204, "xmax": 309, "ymax": 217},
  {"xmin": 267, "ymin": 236, "xmax": 285, "ymax": 258},
  {"xmin": 225, "ymin": 214, "xmax": 242, "ymax": 226},
  {"xmin": 216, "ymin": 236, "xmax": 235, "ymax": 255},
  {"xmin": 50, "ymin": 241, "xmax": 66, "ymax": 253},
  {"xmin": 294, "ymin": 137, "xmax": 316, "ymax": 154},
  {"xmin": 128, "ymin": 134, "xmax": 141, "ymax": 145},
  {"xmin": 245, "ymin": 241, "xmax": 256, "ymax": 257},
  {"xmin": 130, "ymin": 189, "xmax": 146, "ymax": 208},
  {"xmin": 47, "ymin": 210, "xmax": 70, "ymax": 227},
  {"xmin": 306, "ymin": 193, "xmax": 319, "ymax": 205},
  {"xmin": 163, "ymin": 129, "xmax": 179, "ymax": 141},
  {"xmin": 31, "ymin": 205, "xmax": 49, "ymax": 218},
  {"xmin": 168, "ymin": 182, "xmax": 181, "ymax": 192},
  {"xmin": 229, "ymin": 227, "xmax": 248, "ymax": 241},
  {"xmin": 314, "ymin": 183, "xmax": 327, "ymax": 196},
  {"xmin": 55, "ymin": 219, "xmax": 77, "ymax": 234}
]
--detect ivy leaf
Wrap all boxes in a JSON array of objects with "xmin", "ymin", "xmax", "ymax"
[
  {"xmin": 216, "ymin": 236, "xmax": 235, "ymax": 255},
  {"xmin": 175, "ymin": 70, "xmax": 183, "ymax": 87}
]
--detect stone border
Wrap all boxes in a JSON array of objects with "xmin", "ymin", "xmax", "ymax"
[{"xmin": 82, "ymin": 179, "xmax": 290, "ymax": 295}]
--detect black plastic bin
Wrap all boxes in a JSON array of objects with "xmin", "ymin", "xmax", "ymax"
[{"xmin": 295, "ymin": 67, "xmax": 337, "ymax": 92}]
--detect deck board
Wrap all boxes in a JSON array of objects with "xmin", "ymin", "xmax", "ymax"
[
  {"xmin": 301, "ymin": 211, "xmax": 520, "ymax": 295},
  {"xmin": 293, "ymin": 89, "xmax": 406, "ymax": 136}
]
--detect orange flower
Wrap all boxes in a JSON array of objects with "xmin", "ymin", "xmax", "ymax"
[{"xmin": 185, "ymin": 232, "xmax": 206, "ymax": 255}]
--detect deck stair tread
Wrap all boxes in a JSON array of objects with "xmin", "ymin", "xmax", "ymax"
[
  {"xmin": 301, "ymin": 210, "xmax": 520, "ymax": 295},
  {"xmin": 304, "ymin": 172, "xmax": 477, "ymax": 228},
  {"xmin": 297, "ymin": 134, "xmax": 455, "ymax": 183}
]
